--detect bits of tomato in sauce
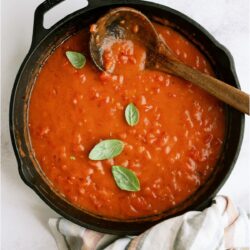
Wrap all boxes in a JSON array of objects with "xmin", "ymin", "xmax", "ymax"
[{"xmin": 29, "ymin": 23, "xmax": 225, "ymax": 219}]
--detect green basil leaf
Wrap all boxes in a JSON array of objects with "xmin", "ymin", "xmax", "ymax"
[
  {"xmin": 125, "ymin": 103, "xmax": 139, "ymax": 126},
  {"xmin": 66, "ymin": 51, "xmax": 86, "ymax": 69},
  {"xmin": 112, "ymin": 166, "xmax": 140, "ymax": 192},
  {"xmin": 89, "ymin": 139, "xmax": 124, "ymax": 160}
]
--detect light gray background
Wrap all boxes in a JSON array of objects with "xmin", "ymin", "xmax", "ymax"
[{"xmin": 1, "ymin": 0, "xmax": 250, "ymax": 249}]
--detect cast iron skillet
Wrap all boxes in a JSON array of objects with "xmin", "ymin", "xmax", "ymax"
[{"xmin": 9, "ymin": 0, "xmax": 244, "ymax": 235}]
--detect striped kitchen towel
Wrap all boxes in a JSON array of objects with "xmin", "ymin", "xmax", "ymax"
[{"xmin": 49, "ymin": 196, "xmax": 250, "ymax": 250}]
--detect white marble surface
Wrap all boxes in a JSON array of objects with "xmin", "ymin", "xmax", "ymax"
[{"xmin": 1, "ymin": 0, "xmax": 250, "ymax": 249}]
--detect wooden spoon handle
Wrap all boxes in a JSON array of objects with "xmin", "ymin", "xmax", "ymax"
[{"xmin": 158, "ymin": 59, "xmax": 250, "ymax": 115}]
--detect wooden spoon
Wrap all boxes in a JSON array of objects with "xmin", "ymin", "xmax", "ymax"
[{"xmin": 89, "ymin": 7, "xmax": 250, "ymax": 115}]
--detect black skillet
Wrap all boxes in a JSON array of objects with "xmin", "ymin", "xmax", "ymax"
[{"xmin": 9, "ymin": 0, "xmax": 244, "ymax": 235}]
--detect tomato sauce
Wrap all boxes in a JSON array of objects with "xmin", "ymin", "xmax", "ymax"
[{"xmin": 29, "ymin": 23, "xmax": 225, "ymax": 219}]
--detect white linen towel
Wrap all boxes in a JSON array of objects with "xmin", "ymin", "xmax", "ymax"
[{"xmin": 49, "ymin": 196, "xmax": 250, "ymax": 250}]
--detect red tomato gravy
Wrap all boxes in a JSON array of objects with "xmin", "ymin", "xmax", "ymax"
[{"xmin": 29, "ymin": 23, "xmax": 225, "ymax": 219}]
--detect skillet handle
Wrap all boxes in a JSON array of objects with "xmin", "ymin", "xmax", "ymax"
[
  {"xmin": 31, "ymin": 0, "xmax": 94, "ymax": 48},
  {"xmin": 31, "ymin": 0, "xmax": 66, "ymax": 48}
]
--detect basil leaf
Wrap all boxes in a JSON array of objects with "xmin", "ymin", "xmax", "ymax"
[
  {"xmin": 66, "ymin": 51, "xmax": 86, "ymax": 69},
  {"xmin": 89, "ymin": 139, "xmax": 124, "ymax": 160},
  {"xmin": 112, "ymin": 166, "xmax": 140, "ymax": 192},
  {"xmin": 125, "ymin": 103, "xmax": 139, "ymax": 126}
]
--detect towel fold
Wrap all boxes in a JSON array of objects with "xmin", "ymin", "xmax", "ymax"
[{"xmin": 49, "ymin": 196, "xmax": 250, "ymax": 250}]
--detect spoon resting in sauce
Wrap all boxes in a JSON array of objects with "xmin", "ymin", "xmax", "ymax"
[{"xmin": 89, "ymin": 7, "xmax": 249, "ymax": 115}]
